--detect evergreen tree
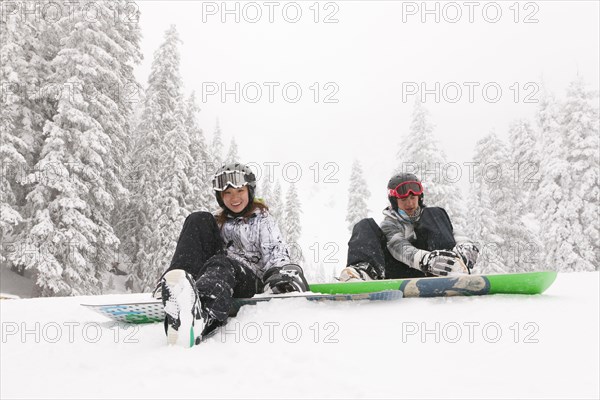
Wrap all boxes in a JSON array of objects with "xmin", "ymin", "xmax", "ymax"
[
  {"xmin": 257, "ymin": 167, "xmax": 273, "ymax": 203},
  {"xmin": 112, "ymin": 88, "xmax": 146, "ymax": 274},
  {"xmin": 211, "ymin": 119, "xmax": 224, "ymax": 167},
  {"xmin": 0, "ymin": 15, "xmax": 28, "ymax": 248},
  {"xmin": 536, "ymin": 88, "xmax": 577, "ymax": 269},
  {"xmin": 345, "ymin": 160, "xmax": 370, "ymax": 232},
  {"xmin": 533, "ymin": 87, "xmax": 591, "ymax": 272},
  {"xmin": 14, "ymin": 1, "xmax": 142, "ymax": 295},
  {"xmin": 283, "ymin": 183, "xmax": 303, "ymax": 263},
  {"xmin": 0, "ymin": 6, "xmax": 53, "ymax": 262},
  {"xmin": 508, "ymin": 119, "xmax": 539, "ymax": 209},
  {"xmin": 106, "ymin": 1, "xmax": 144, "ymax": 276},
  {"xmin": 225, "ymin": 137, "xmax": 239, "ymax": 163},
  {"xmin": 467, "ymin": 135, "xmax": 506, "ymax": 274},
  {"xmin": 556, "ymin": 77, "xmax": 599, "ymax": 270},
  {"xmin": 477, "ymin": 131, "xmax": 538, "ymax": 272},
  {"xmin": 131, "ymin": 26, "xmax": 192, "ymax": 290},
  {"xmin": 395, "ymin": 100, "xmax": 467, "ymax": 232},
  {"xmin": 270, "ymin": 180, "xmax": 285, "ymax": 234},
  {"xmin": 185, "ymin": 92, "xmax": 212, "ymax": 211}
]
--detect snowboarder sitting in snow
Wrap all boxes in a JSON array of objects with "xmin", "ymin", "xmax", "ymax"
[
  {"xmin": 339, "ymin": 173, "xmax": 479, "ymax": 281},
  {"xmin": 158, "ymin": 162, "xmax": 308, "ymax": 347}
]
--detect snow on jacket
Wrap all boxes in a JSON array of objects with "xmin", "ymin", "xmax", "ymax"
[
  {"xmin": 219, "ymin": 209, "xmax": 291, "ymax": 279},
  {"xmin": 380, "ymin": 206, "xmax": 471, "ymax": 271}
]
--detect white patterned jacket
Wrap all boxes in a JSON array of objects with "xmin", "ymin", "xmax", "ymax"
[{"xmin": 219, "ymin": 209, "xmax": 291, "ymax": 279}]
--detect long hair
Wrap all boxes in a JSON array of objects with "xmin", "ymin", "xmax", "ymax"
[{"xmin": 215, "ymin": 199, "xmax": 269, "ymax": 228}]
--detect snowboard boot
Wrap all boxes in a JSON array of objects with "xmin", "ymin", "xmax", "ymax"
[
  {"xmin": 161, "ymin": 269, "xmax": 203, "ymax": 347},
  {"xmin": 339, "ymin": 262, "xmax": 377, "ymax": 282},
  {"xmin": 197, "ymin": 315, "xmax": 226, "ymax": 343}
]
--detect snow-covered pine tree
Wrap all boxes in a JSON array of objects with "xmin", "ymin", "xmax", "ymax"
[
  {"xmin": 257, "ymin": 167, "xmax": 273, "ymax": 203},
  {"xmin": 506, "ymin": 120, "xmax": 544, "ymax": 271},
  {"xmin": 185, "ymin": 92, "xmax": 213, "ymax": 211},
  {"xmin": 534, "ymin": 87, "xmax": 591, "ymax": 272},
  {"xmin": 0, "ymin": 14, "xmax": 30, "ymax": 249},
  {"xmin": 345, "ymin": 159, "xmax": 370, "ymax": 232},
  {"xmin": 536, "ymin": 83, "xmax": 597, "ymax": 271},
  {"xmin": 467, "ymin": 135, "xmax": 506, "ymax": 274},
  {"xmin": 225, "ymin": 137, "xmax": 239, "ymax": 163},
  {"xmin": 270, "ymin": 180, "xmax": 286, "ymax": 235},
  {"xmin": 131, "ymin": 26, "xmax": 193, "ymax": 290},
  {"xmin": 395, "ymin": 100, "xmax": 467, "ymax": 232},
  {"xmin": 104, "ymin": 1, "xmax": 143, "ymax": 176},
  {"xmin": 106, "ymin": 1, "xmax": 143, "ymax": 277},
  {"xmin": 112, "ymin": 89, "xmax": 146, "ymax": 276},
  {"xmin": 211, "ymin": 119, "xmax": 224, "ymax": 167},
  {"xmin": 475, "ymin": 131, "xmax": 539, "ymax": 272},
  {"xmin": 0, "ymin": 116, "xmax": 26, "ymax": 259},
  {"xmin": 148, "ymin": 103, "xmax": 193, "ymax": 289},
  {"xmin": 16, "ymin": 1, "xmax": 142, "ymax": 295},
  {"xmin": 508, "ymin": 119, "xmax": 539, "ymax": 209},
  {"xmin": 283, "ymin": 183, "xmax": 303, "ymax": 263},
  {"xmin": 0, "ymin": 5, "xmax": 56, "ymax": 264},
  {"xmin": 556, "ymin": 77, "xmax": 599, "ymax": 271}
]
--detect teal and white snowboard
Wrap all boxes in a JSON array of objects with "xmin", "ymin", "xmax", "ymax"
[{"xmin": 82, "ymin": 290, "xmax": 403, "ymax": 324}]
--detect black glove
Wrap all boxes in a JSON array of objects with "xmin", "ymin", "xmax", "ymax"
[
  {"xmin": 420, "ymin": 250, "xmax": 469, "ymax": 276},
  {"xmin": 263, "ymin": 264, "xmax": 309, "ymax": 294},
  {"xmin": 453, "ymin": 242, "xmax": 479, "ymax": 271}
]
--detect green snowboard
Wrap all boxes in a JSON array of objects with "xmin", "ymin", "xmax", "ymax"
[
  {"xmin": 309, "ymin": 271, "xmax": 558, "ymax": 297},
  {"xmin": 82, "ymin": 271, "xmax": 557, "ymax": 325}
]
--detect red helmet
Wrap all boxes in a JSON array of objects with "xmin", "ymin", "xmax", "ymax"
[{"xmin": 387, "ymin": 173, "xmax": 424, "ymax": 210}]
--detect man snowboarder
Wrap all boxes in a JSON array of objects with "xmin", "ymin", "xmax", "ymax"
[{"xmin": 339, "ymin": 173, "xmax": 479, "ymax": 281}]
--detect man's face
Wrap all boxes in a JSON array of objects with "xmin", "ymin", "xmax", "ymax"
[{"xmin": 396, "ymin": 194, "xmax": 419, "ymax": 216}]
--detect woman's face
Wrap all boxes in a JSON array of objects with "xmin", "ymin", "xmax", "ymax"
[{"xmin": 221, "ymin": 185, "xmax": 250, "ymax": 213}]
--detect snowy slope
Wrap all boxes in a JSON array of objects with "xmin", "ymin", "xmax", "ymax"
[{"xmin": 1, "ymin": 272, "xmax": 598, "ymax": 399}]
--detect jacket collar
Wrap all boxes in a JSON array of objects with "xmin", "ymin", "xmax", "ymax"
[{"xmin": 382, "ymin": 206, "xmax": 423, "ymax": 223}]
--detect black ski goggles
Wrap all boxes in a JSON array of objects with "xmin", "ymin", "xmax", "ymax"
[
  {"xmin": 212, "ymin": 170, "xmax": 252, "ymax": 191},
  {"xmin": 388, "ymin": 181, "xmax": 423, "ymax": 199}
]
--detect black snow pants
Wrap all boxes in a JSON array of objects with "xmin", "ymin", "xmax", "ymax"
[
  {"xmin": 165, "ymin": 212, "xmax": 261, "ymax": 322},
  {"xmin": 346, "ymin": 207, "xmax": 456, "ymax": 279}
]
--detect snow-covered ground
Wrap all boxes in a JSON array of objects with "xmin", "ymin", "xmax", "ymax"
[{"xmin": 1, "ymin": 272, "xmax": 598, "ymax": 399}]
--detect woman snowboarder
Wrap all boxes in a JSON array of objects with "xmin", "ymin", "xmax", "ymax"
[{"xmin": 159, "ymin": 162, "xmax": 308, "ymax": 347}]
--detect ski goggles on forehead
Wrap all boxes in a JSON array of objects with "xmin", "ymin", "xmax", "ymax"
[
  {"xmin": 388, "ymin": 181, "xmax": 423, "ymax": 199},
  {"xmin": 212, "ymin": 170, "xmax": 250, "ymax": 191}
]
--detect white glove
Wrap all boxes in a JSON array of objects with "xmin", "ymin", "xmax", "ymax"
[
  {"xmin": 418, "ymin": 250, "xmax": 469, "ymax": 276},
  {"xmin": 453, "ymin": 242, "xmax": 479, "ymax": 271}
]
